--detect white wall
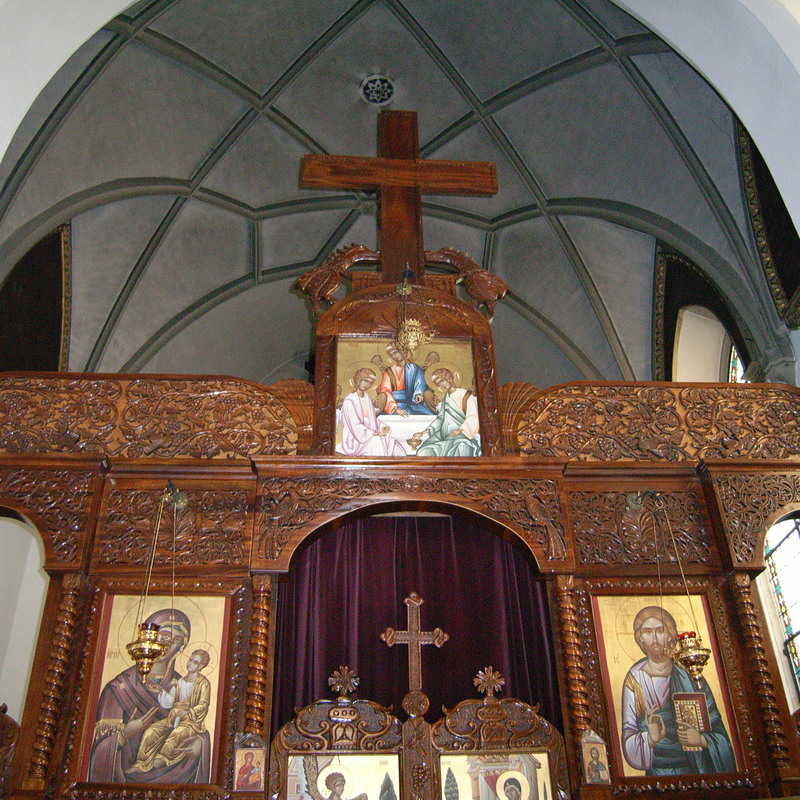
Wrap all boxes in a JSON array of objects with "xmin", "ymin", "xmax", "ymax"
[
  {"xmin": 0, "ymin": 516, "xmax": 48, "ymax": 720},
  {"xmin": 673, "ymin": 305, "xmax": 730, "ymax": 382}
]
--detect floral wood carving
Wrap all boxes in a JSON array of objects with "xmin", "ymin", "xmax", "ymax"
[
  {"xmin": 499, "ymin": 381, "xmax": 539, "ymax": 455},
  {"xmin": 0, "ymin": 467, "xmax": 94, "ymax": 565},
  {"xmin": 0, "ymin": 375, "xmax": 298, "ymax": 459},
  {"xmin": 95, "ymin": 487, "xmax": 248, "ymax": 569},
  {"xmin": 518, "ymin": 383, "xmax": 800, "ymax": 461},
  {"xmin": 256, "ymin": 476, "xmax": 566, "ymax": 563},
  {"xmin": 570, "ymin": 489, "xmax": 714, "ymax": 565},
  {"xmin": 268, "ymin": 379, "xmax": 313, "ymax": 453},
  {"xmin": 712, "ymin": 471, "xmax": 800, "ymax": 565}
]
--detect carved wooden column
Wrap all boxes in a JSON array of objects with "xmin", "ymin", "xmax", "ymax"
[
  {"xmin": 730, "ymin": 573, "xmax": 791, "ymax": 774},
  {"xmin": 23, "ymin": 573, "xmax": 84, "ymax": 791},
  {"xmin": 555, "ymin": 576, "xmax": 591, "ymax": 739},
  {"xmin": 244, "ymin": 574, "xmax": 272, "ymax": 739}
]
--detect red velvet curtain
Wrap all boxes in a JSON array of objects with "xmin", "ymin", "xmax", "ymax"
[{"xmin": 271, "ymin": 512, "xmax": 562, "ymax": 733}]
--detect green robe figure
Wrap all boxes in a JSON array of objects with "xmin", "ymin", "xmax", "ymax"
[{"xmin": 411, "ymin": 368, "xmax": 481, "ymax": 457}]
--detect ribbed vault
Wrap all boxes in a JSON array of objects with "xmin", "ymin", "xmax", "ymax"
[{"xmin": 0, "ymin": 0, "xmax": 791, "ymax": 386}]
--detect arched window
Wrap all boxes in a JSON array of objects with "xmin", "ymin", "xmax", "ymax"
[
  {"xmin": 0, "ymin": 512, "xmax": 48, "ymax": 720},
  {"xmin": 672, "ymin": 305, "xmax": 746, "ymax": 383},
  {"xmin": 757, "ymin": 515, "xmax": 800, "ymax": 712}
]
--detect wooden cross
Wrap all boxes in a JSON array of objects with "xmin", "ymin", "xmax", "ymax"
[
  {"xmin": 380, "ymin": 592, "xmax": 449, "ymax": 692},
  {"xmin": 300, "ymin": 110, "xmax": 497, "ymax": 283}
]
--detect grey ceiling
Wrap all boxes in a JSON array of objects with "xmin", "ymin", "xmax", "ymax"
[{"xmin": 0, "ymin": 0, "xmax": 791, "ymax": 386}]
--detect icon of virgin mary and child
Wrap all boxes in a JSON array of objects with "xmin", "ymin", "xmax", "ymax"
[{"xmin": 89, "ymin": 608, "xmax": 212, "ymax": 784}]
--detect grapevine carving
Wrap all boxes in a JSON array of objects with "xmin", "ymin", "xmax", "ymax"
[
  {"xmin": 96, "ymin": 488, "xmax": 248, "ymax": 568},
  {"xmin": 0, "ymin": 375, "xmax": 298, "ymax": 459},
  {"xmin": 0, "ymin": 467, "xmax": 94, "ymax": 565},
  {"xmin": 518, "ymin": 383, "xmax": 800, "ymax": 461},
  {"xmin": 570, "ymin": 490, "xmax": 714, "ymax": 565},
  {"xmin": 256, "ymin": 476, "xmax": 566, "ymax": 563},
  {"xmin": 712, "ymin": 471, "xmax": 800, "ymax": 564}
]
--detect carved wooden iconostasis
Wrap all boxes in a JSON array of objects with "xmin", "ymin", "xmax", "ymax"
[{"xmin": 2, "ymin": 109, "xmax": 800, "ymax": 800}]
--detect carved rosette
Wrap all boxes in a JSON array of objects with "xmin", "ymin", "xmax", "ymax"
[
  {"xmin": 95, "ymin": 487, "xmax": 248, "ymax": 570},
  {"xmin": 555, "ymin": 577, "xmax": 591, "ymax": 741},
  {"xmin": 712, "ymin": 471, "xmax": 800, "ymax": 565},
  {"xmin": 0, "ymin": 467, "xmax": 94, "ymax": 566},
  {"xmin": 499, "ymin": 381, "xmax": 540, "ymax": 455},
  {"xmin": 24, "ymin": 573, "xmax": 85, "ymax": 790},
  {"xmin": 244, "ymin": 575, "xmax": 272, "ymax": 738},
  {"xmin": 0, "ymin": 375, "xmax": 298, "ymax": 459},
  {"xmin": 569, "ymin": 489, "xmax": 714, "ymax": 565},
  {"xmin": 730, "ymin": 573, "xmax": 791, "ymax": 772},
  {"xmin": 256, "ymin": 475, "xmax": 566, "ymax": 564},
  {"xmin": 518, "ymin": 383, "xmax": 800, "ymax": 461}
]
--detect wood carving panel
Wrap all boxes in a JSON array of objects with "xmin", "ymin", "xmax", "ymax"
[
  {"xmin": 712, "ymin": 471, "xmax": 800, "ymax": 565},
  {"xmin": 499, "ymin": 381, "xmax": 539, "ymax": 455},
  {"xmin": 94, "ymin": 487, "xmax": 249, "ymax": 570},
  {"xmin": 432, "ymin": 696, "xmax": 569, "ymax": 799},
  {"xmin": 0, "ymin": 466, "xmax": 95, "ymax": 566},
  {"xmin": 518, "ymin": 383, "xmax": 800, "ymax": 462},
  {"xmin": 255, "ymin": 475, "xmax": 566, "ymax": 565},
  {"xmin": 0, "ymin": 375, "xmax": 298, "ymax": 459},
  {"xmin": 570, "ymin": 489, "xmax": 715, "ymax": 566}
]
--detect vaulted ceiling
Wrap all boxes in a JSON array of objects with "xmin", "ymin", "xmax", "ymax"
[{"xmin": 0, "ymin": 0, "xmax": 791, "ymax": 387}]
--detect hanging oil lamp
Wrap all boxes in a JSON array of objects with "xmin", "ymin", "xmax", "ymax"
[
  {"xmin": 627, "ymin": 491, "xmax": 713, "ymax": 686},
  {"xmin": 673, "ymin": 630, "xmax": 712, "ymax": 684},
  {"xmin": 126, "ymin": 481, "xmax": 188, "ymax": 676},
  {"xmin": 394, "ymin": 264, "xmax": 434, "ymax": 355}
]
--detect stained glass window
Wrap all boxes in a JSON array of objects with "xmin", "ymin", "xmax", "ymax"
[
  {"xmin": 728, "ymin": 346, "xmax": 745, "ymax": 383},
  {"xmin": 765, "ymin": 516, "xmax": 800, "ymax": 694}
]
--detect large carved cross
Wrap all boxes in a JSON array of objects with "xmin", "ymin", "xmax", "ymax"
[
  {"xmin": 300, "ymin": 110, "xmax": 497, "ymax": 282},
  {"xmin": 380, "ymin": 592, "xmax": 449, "ymax": 692}
]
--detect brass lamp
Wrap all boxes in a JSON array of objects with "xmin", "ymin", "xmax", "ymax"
[
  {"xmin": 627, "ymin": 490, "xmax": 712, "ymax": 685},
  {"xmin": 394, "ymin": 265, "xmax": 434, "ymax": 355},
  {"xmin": 126, "ymin": 481, "xmax": 188, "ymax": 676},
  {"xmin": 673, "ymin": 630, "xmax": 711, "ymax": 683}
]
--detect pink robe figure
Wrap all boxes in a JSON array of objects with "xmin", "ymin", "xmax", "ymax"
[{"xmin": 340, "ymin": 391, "xmax": 407, "ymax": 455}]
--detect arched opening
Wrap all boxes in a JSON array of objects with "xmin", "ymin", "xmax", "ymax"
[
  {"xmin": 270, "ymin": 502, "xmax": 560, "ymax": 737},
  {"xmin": 756, "ymin": 513, "xmax": 800, "ymax": 714},
  {"xmin": 673, "ymin": 305, "xmax": 745, "ymax": 383},
  {"xmin": 0, "ymin": 509, "xmax": 48, "ymax": 720}
]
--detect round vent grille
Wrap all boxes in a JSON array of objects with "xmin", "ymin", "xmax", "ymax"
[{"xmin": 359, "ymin": 74, "xmax": 395, "ymax": 106}]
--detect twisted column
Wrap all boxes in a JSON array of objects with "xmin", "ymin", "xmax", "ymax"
[
  {"xmin": 244, "ymin": 574, "xmax": 272, "ymax": 737},
  {"xmin": 555, "ymin": 575, "xmax": 591, "ymax": 737},
  {"xmin": 23, "ymin": 573, "xmax": 83, "ymax": 790},
  {"xmin": 731, "ymin": 573, "xmax": 790, "ymax": 771}
]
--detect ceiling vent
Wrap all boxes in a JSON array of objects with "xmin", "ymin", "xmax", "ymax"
[{"xmin": 359, "ymin": 74, "xmax": 395, "ymax": 106}]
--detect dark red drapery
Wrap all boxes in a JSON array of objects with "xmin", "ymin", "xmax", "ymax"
[{"xmin": 271, "ymin": 512, "xmax": 562, "ymax": 733}]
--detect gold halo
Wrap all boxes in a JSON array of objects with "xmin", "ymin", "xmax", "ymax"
[
  {"xmin": 496, "ymin": 769, "xmax": 530, "ymax": 799},
  {"xmin": 317, "ymin": 762, "xmax": 354, "ymax": 796},
  {"xmin": 425, "ymin": 362, "xmax": 462, "ymax": 386},
  {"xmin": 184, "ymin": 640, "xmax": 219, "ymax": 677},
  {"xmin": 345, "ymin": 361, "xmax": 381, "ymax": 389}
]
